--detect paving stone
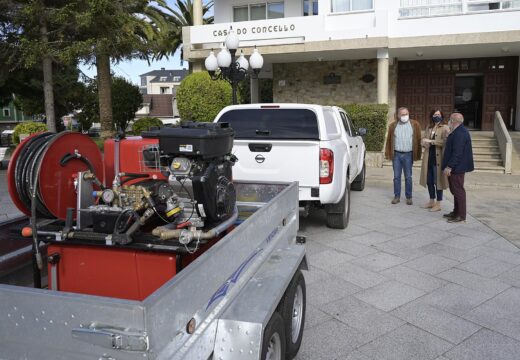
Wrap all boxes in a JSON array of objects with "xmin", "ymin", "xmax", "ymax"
[
  {"xmin": 326, "ymin": 261, "xmax": 389, "ymax": 289},
  {"xmin": 304, "ymin": 303, "xmax": 333, "ymax": 330},
  {"xmin": 374, "ymin": 241, "xmax": 428, "ymax": 260},
  {"xmin": 354, "ymin": 280, "xmax": 425, "ymax": 312},
  {"xmin": 349, "ymin": 231, "xmax": 397, "ymax": 246},
  {"xmin": 352, "ymin": 252, "xmax": 407, "ymax": 272},
  {"xmin": 444, "ymin": 329, "xmax": 520, "ymax": 360},
  {"xmin": 473, "ymin": 246, "xmax": 520, "ymax": 266},
  {"xmin": 418, "ymin": 243, "xmax": 487, "ymax": 262},
  {"xmin": 419, "ymin": 283, "xmax": 494, "ymax": 316},
  {"xmin": 484, "ymin": 237, "xmax": 520, "ymax": 253},
  {"xmin": 381, "ymin": 265, "xmax": 448, "ymax": 292},
  {"xmin": 496, "ymin": 265, "xmax": 520, "ymax": 288},
  {"xmin": 307, "ymin": 277, "xmax": 361, "ymax": 306},
  {"xmin": 357, "ymin": 324, "xmax": 453, "ymax": 360},
  {"xmin": 309, "ymin": 249, "xmax": 356, "ymax": 271},
  {"xmin": 404, "ymin": 254, "xmax": 459, "ymax": 275},
  {"xmin": 438, "ymin": 235, "xmax": 490, "ymax": 250},
  {"xmin": 328, "ymin": 239, "xmax": 379, "ymax": 257},
  {"xmin": 449, "ymin": 225, "xmax": 499, "ymax": 240},
  {"xmin": 302, "ymin": 266, "xmax": 332, "ymax": 285},
  {"xmin": 364, "ymin": 222, "xmax": 420, "ymax": 238},
  {"xmin": 463, "ymin": 287, "xmax": 520, "ymax": 341},
  {"xmin": 322, "ymin": 296, "xmax": 405, "ymax": 339},
  {"xmin": 391, "ymin": 301, "xmax": 481, "ymax": 344},
  {"xmin": 297, "ymin": 319, "xmax": 366, "ymax": 360},
  {"xmin": 437, "ymin": 268, "xmax": 510, "ymax": 296},
  {"xmin": 456, "ymin": 255, "xmax": 517, "ymax": 277},
  {"xmin": 301, "ymin": 239, "xmax": 330, "ymax": 255},
  {"xmin": 342, "ymin": 350, "xmax": 374, "ymax": 360}
]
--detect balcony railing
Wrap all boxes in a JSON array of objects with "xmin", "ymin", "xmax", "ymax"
[{"xmin": 399, "ymin": 0, "xmax": 520, "ymax": 18}]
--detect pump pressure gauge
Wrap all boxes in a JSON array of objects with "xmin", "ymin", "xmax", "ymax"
[{"xmin": 101, "ymin": 189, "xmax": 115, "ymax": 204}]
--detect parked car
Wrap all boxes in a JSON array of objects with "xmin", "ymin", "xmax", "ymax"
[{"xmin": 214, "ymin": 104, "xmax": 366, "ymax": 229}]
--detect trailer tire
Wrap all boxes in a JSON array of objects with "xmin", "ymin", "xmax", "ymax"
[
  {"xmin": 326, "ymin": 180, "xmax": 350, "ymax": 229},
  {"xmin": 279, "ymin": 270, "xmax": 306, "ymax": 359},
  {"xmin": 262, "ymin": 312, "xmax": 286, "ymax": 360}
]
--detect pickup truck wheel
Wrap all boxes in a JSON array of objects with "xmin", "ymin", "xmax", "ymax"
[
  {"xmin": 279, "ymin": 270, "xmax": 306, "ymax": 359},
  {"xmin": 262, "ymin": 312, "xmax": 286, "ymax": 360},
  {"xmin": 326, "ymin": 180, "xmax": 350, "ymax": 229},
  {"xmin": 351, "ymin": 161, "xmax": 366, "ymax": 191}
]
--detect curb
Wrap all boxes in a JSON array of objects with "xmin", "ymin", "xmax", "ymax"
[{"xmin": 366, "ymin": 179, "xmax": 520, "ymax": 190}]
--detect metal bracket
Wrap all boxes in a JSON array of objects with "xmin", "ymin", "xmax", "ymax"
[{"xmin": 71, "ymin": 324, "xmax": 149, "ymax": 352}]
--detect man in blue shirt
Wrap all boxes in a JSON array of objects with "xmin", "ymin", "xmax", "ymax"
[{"xmin": 442, "ymin": 112, "xmax": 474, "ymax": 223}]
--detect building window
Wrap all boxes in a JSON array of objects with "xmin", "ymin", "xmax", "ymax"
[
  {"xmin": 304, "ymin": 0, "xmax": 319, "ymax": 15},
  {"xmin": 160, "ymin": 87, "xmax": 169, "ymax": 94},
  {"xmin": 159, "ymin": 76, "xmax": 167, "ymax": 81},
  {"xmin": 331, "ymin": 0, "xmax": 373, "ymax": 12},
  {"xmin": 233, "ymin": 2, "xmax": 285, "ymax": 21},
  {"xmin": 173, "ymin": 76, "xmax": 181, "ymax": 82},
  {"xmin": 3, "ymin": 108, "xmax": 9, "ymax": 117},
  {"xmin": 141, "ymin": 77, "xmax": 147, "ymax": 87}
]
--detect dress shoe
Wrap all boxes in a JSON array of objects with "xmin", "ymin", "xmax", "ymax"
[
  {"xmin": 430, "ymin": 202, "xmax": 441, "ymax": 212},
  {"xmin": 391, "ymin": 197, "xmax": 400, "ymax": 204},
  {"xmin": 447, "ymin": 216, "xmax": 466, "ymax": 223},
  {"xmin": 443, "ymin": 212, "xmax": 455, "ymax": 219},
  {"xmin": 406, "ymin": 198, "xmax": 413, "ymax": 205}
]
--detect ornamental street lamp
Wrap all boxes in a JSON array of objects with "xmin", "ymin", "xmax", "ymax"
[{"xmin": 204, "ymin": 27, "xmax": 264, "ymax": 105}]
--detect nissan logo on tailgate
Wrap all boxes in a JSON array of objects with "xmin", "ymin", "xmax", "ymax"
[{"xmin": 255, "ymin": 154, "xmax": 266, "ymax": 163}]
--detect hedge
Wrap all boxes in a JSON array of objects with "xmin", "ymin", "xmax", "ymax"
[
  {"xmin": 338, "ymin": 104, "xmax": 389, "ymax": 152},
  {"xmin": 177, "ymin": 72, "xmax": 233, "ymax": 122},
  {"xmin": 132, "ymin": 117, "xmax": 163, "ymax": 135},
  {"xmin": 13, "ymin": 122, "xmax": 48, "ymax": 144}
]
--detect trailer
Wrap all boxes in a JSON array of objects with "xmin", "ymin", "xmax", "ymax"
[{"xmin": 0, "ymin": 127, "xmax": 307, "ymax": 360}]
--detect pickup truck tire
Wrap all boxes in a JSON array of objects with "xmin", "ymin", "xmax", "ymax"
[
  {"xmin": 351, "ymin": 161, "xmax": 366, "ymax": 191},
  {"xmin": 262, "ymin": 312, "xmax": 286, "ymax": 360},
  {"xmin": 279, "ymin": 270, "xmax": 306, "ymax": 359},
  {"xmin": 326, "ymin": 180, "xmax": 351, "ymax": 229}
]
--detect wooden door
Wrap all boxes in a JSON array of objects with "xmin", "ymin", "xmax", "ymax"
[
  {"xmin": 426, "ymin": 74, "xmax": 454, "ymax": 128},
  {"xmin": 483, "ymin": 72, "xmax": 516, "ymax": 130},
  {"xmin": 397, "ymin": 74, "xmax": 427, "ymax": 126}
]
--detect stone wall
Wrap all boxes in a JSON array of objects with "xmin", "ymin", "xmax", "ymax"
[{"xmin": 272, "ymin": 59, "xmax": 397, "ymax": 121}]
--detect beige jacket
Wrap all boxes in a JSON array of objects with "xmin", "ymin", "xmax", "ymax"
[{"xmin": 419, "ymin": 124, "xmax": 450, "ymax": 190}]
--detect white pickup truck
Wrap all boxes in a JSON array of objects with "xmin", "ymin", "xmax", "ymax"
[{"xmin": 214, "ymin": 103, "xmax": 366, "ymax": 229}]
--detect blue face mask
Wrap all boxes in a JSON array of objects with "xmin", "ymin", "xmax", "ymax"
[{"xmin": 432, "ymin": 115, "xmax": 442, "ymax": 123}]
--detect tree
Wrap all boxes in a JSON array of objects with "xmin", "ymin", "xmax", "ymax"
[
  {"xmin": 78, "ymin": 76, "xmax": 143, "ymax": 132},
  {"xmin": 177, "ymin": 72, "xmax": 232, "ymax": 122},
  {"xmin": 112, "ymin": 77, "xmax": 143, "ymax": 131},
  {"xmin": 164, "ymin": 0, "xmax": 214, "ymax": 61}
]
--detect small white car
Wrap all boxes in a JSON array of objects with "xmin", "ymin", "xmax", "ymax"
[{"xmin": 214, "ymin": 103, "xmax": 366, "ymax": 229}]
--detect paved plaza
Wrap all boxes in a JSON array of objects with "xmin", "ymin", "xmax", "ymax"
[
  {"xmin": 297, "ymin": 179, "xmax": 520, "ymax": 360},
  {"xmin": 2, "ymin": 168, "xmax": 520, "ymax": 359}
]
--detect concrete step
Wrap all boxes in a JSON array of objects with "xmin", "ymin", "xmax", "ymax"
[
  {"xmin": 471, "ymin": 139, "xmax": 498, "ymax": 146},
  {"xmin": 383, "ymin": 160, "xmax": 505, "ymax": 173},
  {"xmin": 473, "ymin": 150, "xmax": 501, "ymax": 156},
  {"xmin": 473, "ymin": 154, "xmax": 502, "ymax": 160},
  {"xmin": 473, "ymin": 166, "xmax": 506, "ymax": 174},
  {"xmin": 474, "ymin": 159, "xmax": 504, "ymax": 167}
]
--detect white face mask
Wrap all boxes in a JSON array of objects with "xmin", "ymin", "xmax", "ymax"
[{"xmin": 400, "ymin": 115, "xmax": 409, "ymax": 123}]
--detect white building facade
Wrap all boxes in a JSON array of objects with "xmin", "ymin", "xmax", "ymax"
[{"xmin": 183, "ymin": 0, "xmax": 520, "ymax": 130}]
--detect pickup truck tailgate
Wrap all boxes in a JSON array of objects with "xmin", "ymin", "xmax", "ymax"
[{"xmin": 233, "ymin": 139, "xmax": 320, "ymax": 190}]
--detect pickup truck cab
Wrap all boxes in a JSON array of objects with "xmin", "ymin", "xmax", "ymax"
[{"xmin": 214, "ymin": 104, "xmax": 366, "ymax": 229}]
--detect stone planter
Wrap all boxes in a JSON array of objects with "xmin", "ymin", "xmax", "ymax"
[{"xmin": 366, "ymin": 151, "xmax": 384, "ymax": 168}]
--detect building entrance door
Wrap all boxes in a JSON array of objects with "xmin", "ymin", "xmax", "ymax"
[{"xmin": 454, "ymin": 75, "xmax": 483, "ymax": 130}]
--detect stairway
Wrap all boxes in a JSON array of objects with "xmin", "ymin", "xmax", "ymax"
[
  {"xmin": 382, "ymin": 131, "xmax": 505, "ymax": 174},
  {"xmin": 470, "ymin": 131, "xmax": 505, "ymax": 174}
]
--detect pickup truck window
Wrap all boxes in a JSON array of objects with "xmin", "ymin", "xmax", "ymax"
[
  {"xmin": 340, "ymin": 112, "xmax": 352, "ymax": 136},
  {"xmin": 217, "ymin": 109, "xmax": 319, "ymax": 140},
  {"xmin": 323, "ymin": 109, "xmax": 340, "ymax": 137}
]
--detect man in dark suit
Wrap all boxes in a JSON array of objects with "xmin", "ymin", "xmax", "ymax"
[{"xmin": 441, "ymin": 112, "xmax": 474, "ymax": 223}]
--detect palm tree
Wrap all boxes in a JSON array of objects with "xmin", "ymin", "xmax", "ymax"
[{"xmin": 164, "ymin": 0, "xmax": 214, "ymax": 62}]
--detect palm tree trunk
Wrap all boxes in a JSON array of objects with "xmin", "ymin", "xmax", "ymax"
[
  {"xmin": 39, "ymin": 20, "xmax": 56, "ymax": 132},
  {"xmin": 96, "ymin": 52, "xmax": 114, "ymax": 139}
]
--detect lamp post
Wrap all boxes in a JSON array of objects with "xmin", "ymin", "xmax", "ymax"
[{"xmin": 204, "ymin": 27, "xmax": 264, "ymax": 105}]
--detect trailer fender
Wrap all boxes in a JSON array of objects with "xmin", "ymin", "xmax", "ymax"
[{"xmin": 212, "ymin": 243, "xmax": 306, "ymax": 360}]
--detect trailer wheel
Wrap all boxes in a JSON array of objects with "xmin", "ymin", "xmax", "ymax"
[
  {"xmin": 279, "ymin": 270, "xmax": 306, "ymax": 359},
  {"xmin": 326, "ymin": 179, "xmax": 350, "ymax": 229},
  {"xmin": 262, "ymin": 312, "xmax": 286, "ymax": 360}
]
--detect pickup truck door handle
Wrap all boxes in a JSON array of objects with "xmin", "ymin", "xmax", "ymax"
[{"xmin": 249, "ymin": 143, "xmax": 272, "ymax": 152}]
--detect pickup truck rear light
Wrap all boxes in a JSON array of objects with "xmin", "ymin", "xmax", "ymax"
[{"xmin": 319, "ymin": 148, "xmax": 334, "ymax": 184}]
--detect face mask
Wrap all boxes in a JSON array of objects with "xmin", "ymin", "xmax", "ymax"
[
  {"xmin": 400, "ymin": 115, "xmax": 409, "ymax": 123},
  {"xmin": 432, "ymin": 115, "xmax": 442, "ymax": 123}
]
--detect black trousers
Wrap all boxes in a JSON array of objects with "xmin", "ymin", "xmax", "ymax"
[{"xmin": 448, "ymin": 173, "xmax": 466, "ymax": 220}]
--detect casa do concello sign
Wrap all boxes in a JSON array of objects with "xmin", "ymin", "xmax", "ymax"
[{"xmin": 212, "ymin": 24, "xmax": 296, "ymax": 38}]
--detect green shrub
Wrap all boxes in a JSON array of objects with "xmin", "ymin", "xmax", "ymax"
[
  {"xmin": 339, "ymin": 104, "xmax": 389, "ymax": 152},
  {"xmin": 132, "ymin": 117, "xmax": 163, "ymax": 135},
  {"xmin": 13, "ymin": 121, "xmax": 48, "ymax": 144},
  {"xmin": 177, "ymin": 72, "xmax": 233, "ymax": 122}
]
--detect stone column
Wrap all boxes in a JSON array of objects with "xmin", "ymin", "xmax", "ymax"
[
  {"xmin": 193, "ymin": 0, "xmax": 203, "ymax": 26},
  {"xmin": 251, "ymin": 77, "xmax": 259, "ymax": 103},
  {"xmin": 377, "ymin": 48, "xmax": 389, "ymax": 105}
]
